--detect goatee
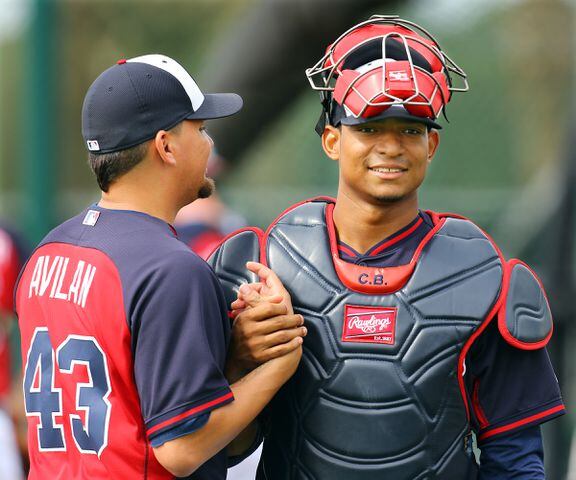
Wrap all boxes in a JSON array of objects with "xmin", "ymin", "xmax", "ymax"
[
  {"xmin": 198, "ymin": 177, "xmax": 215, "ymax": 199},
  {"xmin": 374, "ymin": 194, "xmax": 405, "ymax": 204}
]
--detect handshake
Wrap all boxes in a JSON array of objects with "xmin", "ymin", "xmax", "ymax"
[{"xmin": 225, "ymin": 261, "xmax": 307, "ymax": 382}]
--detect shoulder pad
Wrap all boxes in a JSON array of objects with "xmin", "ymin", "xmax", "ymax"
[
  {"xmin": 498, "ymin": 259, "xmax": 553, "ymax": 349},
  {"xmin": 207, "ymin": 228, "xmax": 264, "ymax": 308}
]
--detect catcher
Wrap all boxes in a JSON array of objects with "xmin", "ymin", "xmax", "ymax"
[{"xmin": 209, "ymin": 15, "xmax": 565, "ymax": 479}]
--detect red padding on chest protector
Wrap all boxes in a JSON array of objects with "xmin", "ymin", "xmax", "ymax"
[{"xmin": 333, "ymin": 63, "xmax": 450, "ymax": 119}]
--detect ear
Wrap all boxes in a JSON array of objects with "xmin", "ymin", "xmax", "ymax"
[
  {"xmin": 426, "ymin": 129, "xmax": 440, "ymax": 164},
  {"xmin": 321, "ymin": 125, "xmax": 341, "ymax": 161},
  {"xmin": 153, "ymin": 129, "xmax": 177, "ymax": 166}
]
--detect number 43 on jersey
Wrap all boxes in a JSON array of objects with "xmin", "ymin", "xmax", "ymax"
[{"xmin": 23, "ymin": 327, "xmax": 112, "ymax": 457}]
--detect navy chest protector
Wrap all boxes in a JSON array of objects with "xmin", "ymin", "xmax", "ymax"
[{"xmin": 208, "ymin": 199, "xmax": 552, "ymax": 480}]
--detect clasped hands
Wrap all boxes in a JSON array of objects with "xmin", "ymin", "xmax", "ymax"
[{"xmin": 225, "ymin": 261, "xmax": 307, "ymax": 380}]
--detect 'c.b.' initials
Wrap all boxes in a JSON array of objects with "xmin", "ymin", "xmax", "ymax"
[{"xmin": 358, "ymin": 273, "xmax": 387, "ymax": 286}]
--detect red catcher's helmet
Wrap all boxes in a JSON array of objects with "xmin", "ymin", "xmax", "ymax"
[{"xmin": 306, "ymin": 15, "xmax": 469, "ymax": 134}]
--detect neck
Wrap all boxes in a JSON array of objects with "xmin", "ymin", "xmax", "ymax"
[
  {"xmin": 175, "ymin": 194, "xmax": 223, "ymax": 227},
  {"xmin": 99, "ymin": 181, "xmax": 183, "ymax": 225},
  {"xmin": 333, "ymin": 192, "xmax": 419, "ymax": 254}
]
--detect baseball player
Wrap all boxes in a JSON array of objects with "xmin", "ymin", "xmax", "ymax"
[
  {"xmin": 0, "ymin": 225, "xmax": 24, "ymax": 403},
  {"xmin": 14, "ymin": 54, "xmax": 306, "ymax": 479},
  {"xmin": 208, "ymin": 16, "xmax": 565, "ymax": 479},
  {"xmin": 0, "ymin": 224, "xmax": 27, "ymax": 479}
]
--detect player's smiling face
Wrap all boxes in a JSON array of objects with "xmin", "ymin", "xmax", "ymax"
[{"xmin": 322, "ymin": 117, "xmax": 440, "ymax": 206}]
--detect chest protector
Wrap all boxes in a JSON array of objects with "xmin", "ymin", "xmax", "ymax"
[{"xmin": 209, "ymin": 199, "xmax": 553, "ymax": 480}]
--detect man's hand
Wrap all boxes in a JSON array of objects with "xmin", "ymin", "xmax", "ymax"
[
  {"xmin": 225, "ymin": 262, "xmax": 306, "ymax": 381},
  {"xmin": 227, "ymin": 302, "xmax": 305, "ymax": 374},
  {"xmin": 231, "ymin": 261, "xmax": 293, "ymax": 315}
]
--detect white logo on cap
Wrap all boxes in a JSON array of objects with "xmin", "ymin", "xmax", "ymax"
[
  {"xmin": 389, "ymin": 71, "xmax": 410, "ymax": 81},
  {"xmin": 87, "ymin": 140, "xmax": 100, "ymax": 151},
  {"xmin": 127, "ymin": 54, "xmax": 205, "ymax": 111}
]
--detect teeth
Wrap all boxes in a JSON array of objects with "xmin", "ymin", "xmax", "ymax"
[{"xmin": 371, "ymin": 168, "xmax": 403, "ymax": 173}]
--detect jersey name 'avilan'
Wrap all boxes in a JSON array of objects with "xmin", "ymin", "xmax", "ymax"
[{"xmin": 27, "ymin": 255, "xmax": 96, "ymax": 308}]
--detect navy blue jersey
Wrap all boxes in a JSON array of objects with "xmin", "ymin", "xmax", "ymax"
[
  {"xmin": 16, "ymin": 205, "xmax": 232, "ymax": 479},
  {"xmin": 337, "ymin": 211, "xmax": 564, "ymax": 474},
  {"xmin": 337, "ymin": 211, "xmax": 433, "ymax": 266}
]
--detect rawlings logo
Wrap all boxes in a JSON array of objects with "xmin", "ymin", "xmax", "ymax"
[
  {"xmin": 342, "ymin": 305, "xmax": 397, "ymax": 345},
  {"xmin": 348, "ymin": 315, "xmax": 391, "ymax": 334},
  {"xmin": 389, "ymin": 71, "xmax": 410, "ymax": 82}
]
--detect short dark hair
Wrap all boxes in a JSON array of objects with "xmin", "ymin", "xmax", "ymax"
[{"xmin": 87, "ymin": 141, "xmax": 149, "ymax": 192}]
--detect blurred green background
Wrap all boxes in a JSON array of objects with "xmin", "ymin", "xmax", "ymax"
[{"xmin": 1, "ymin": 0, "xmax": 575, "ymax": 478}]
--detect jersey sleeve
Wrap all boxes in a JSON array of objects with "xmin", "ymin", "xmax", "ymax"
[
  {"xmin": 478, "ymin": 425, "xmax": 545, "ymax": 478},
  {"xmin": 130, "ymin": 251, "xmax": 234, "ymax": 445},
  {"xmin": 466, "ymin": 321, "xmax": 565, "ymax": 444}
]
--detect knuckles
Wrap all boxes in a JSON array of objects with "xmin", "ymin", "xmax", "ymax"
[
  {"xmin": 260, "ymin": 302, "xmax": 286, "ymax": 317},
  {"xmin": 276, "ymin": 331, "xmax": 291, "ymax": 343},
  {"xmin": 229, "ymin": 300, "xmax": 302, "ymax": 367}
]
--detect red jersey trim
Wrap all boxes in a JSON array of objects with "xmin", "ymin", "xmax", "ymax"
[
  {"xmin": 337, "ymin": 244, "xmax": 358, "ymax": 258},
  {"xmin": 472, "ymin": 379, "xmax": 490, "ymax": 429},
  {"xmin": 146, "ymin": 391, "xmax": 234, "ymax": 437},
  {"xmin": 478, "ymin": 403, "xmax": 565, "ymax": 442},
  {"xmin": 369, "ymin": 217, "xmax": 424, "ymax": 256}
]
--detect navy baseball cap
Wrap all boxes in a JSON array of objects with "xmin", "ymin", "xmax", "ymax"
[
  {"xmin": 82, "ymin": 54, "xmax": 243, "ymax": 154},
  {"xmin": 331, "ymin": 103, "xmax": 442, "ymax": 130}
]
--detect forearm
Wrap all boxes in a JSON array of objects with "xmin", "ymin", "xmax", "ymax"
[
  {"xmin": 153, "ymin": 356, "xmax": 295, "ymax": 477},
  {"xmin": 223, "ymin": 352, "xmax": 259, "ymax": 459}
]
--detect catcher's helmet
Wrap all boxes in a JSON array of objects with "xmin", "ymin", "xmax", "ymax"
[{"xmin": 306, "ymin": 15, "xmax": 469, "ymax": 135}]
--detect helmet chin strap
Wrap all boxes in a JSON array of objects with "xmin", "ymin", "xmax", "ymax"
[
  {"xmin": 315, "ymin": 111, "xmax": 327, "ymax": 136},
  {"xmin": 315, "ymin": 92, "xmax": 334, "ymax": 136}
]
